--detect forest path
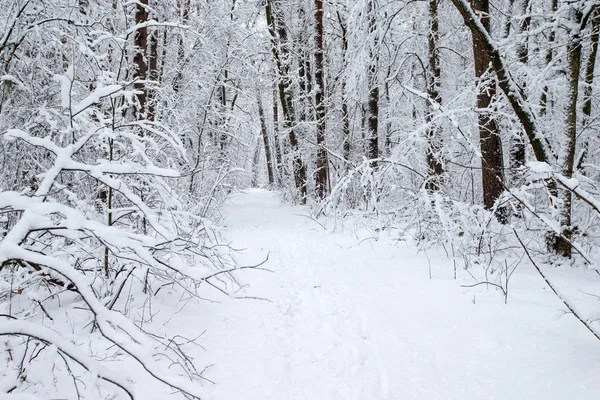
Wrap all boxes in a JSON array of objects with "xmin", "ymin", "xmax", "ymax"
[{"xmin": 171, "ymin": 189, "xmax": 600, "ymax": 400}]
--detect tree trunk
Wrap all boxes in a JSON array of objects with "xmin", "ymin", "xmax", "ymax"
[
  {"xmin": 336, "ymin": 11, "xmax": 351, "ymax": 167},
  {"xmin": 540, "ymin": 0, "xmax": 558, "ymax": 115},
  {"xmin": 366, "ymin": 0, "xmax": 379, "ymax": 167},
  {"xmin": 133, "ymin": 0, "xmax": 149, "ymax": 120},
  {"xmin": 172, "ymin": 0, "xmax": 190, "ymax": 93},
  {"xmin": 578, "ymin": 9, "xmax": 600, "ymax": 169},
  {"xmin": 470, "ymin": 0, "xmax": 507, "ymax": 222},
  {"xmin": 266, "ymin": 0, "xmax": 308, "ymax": 203},
  {"xmin": 509, "ymin": 0, "xmax": 530, "ymax": 186},
  {"xmin": 554, "ymin": 10, "xmax": 583, "ymax": 258},
  {"xmin": 147, "ymin": 9, "xmax": 159, "ymax": 121},
  {"xmin": 425, "ymin": 0, "xmax": 444, "ymax": 191},
  {"xmin": 257, "ymin": 93, "xmax": 275, "ymax": 185},
  {"xmin": 272, "ymin": 85, "xmax": 284, "ymax": 184},
  {"xmin": 251, "ymin": 137, "xmax": 261, "ymax": 188},
  {"xmin": 314, "ymin": 0, "xmax": 328, "ymax": 199},
  {"xmin": 583, "ymin": 10, "xmax": 600, "ymax": 123},
  {"xmin": 450, "ymin": 0, "xmax": 551, "ymax": 166}
]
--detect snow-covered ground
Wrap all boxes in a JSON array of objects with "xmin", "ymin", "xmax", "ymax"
[{"xmin": 142, "ymin": 189, "xmax": 600, "ymax": 400}]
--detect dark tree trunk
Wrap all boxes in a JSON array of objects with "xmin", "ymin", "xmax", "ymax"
[
  {"xmin": 450, "ymin": 0, "xmax": 588, "ymax": 257},
  {"xmin": 509, "ymin": 0, "xmax": 531, "ymax": 186},
  {"xmin": 366, "ymin": 0, "xmax": 379, "ymax": 167},
  {"xmin": 583, "ymin": 10, "xmax": 600, "ymax": 123},
  {"xmin": 266, "ymin": 0, "xmax": 308, "ymax": 203},
  {"xmin": 425, "ymin": 0, "xmax": 444, "ymax": 191},
  {"xmin": 219, "ymin": 72, "xmax": 228, "ymax": 161},
  {"xmin": 133, "ymin": 0, "xmax": 149, "ymax": 120},
  {"xmin": 314, "ymin": 0, "xmax": 328, "ymax": 199},
  {"xmin": 336, "ymin": 11, "xmax": 351, "ymax": 166},
  {"xmin": 450, "ymin": 0, "xmax": 551, "ymax": 166},
  {"xmin": 469, "ymin": 0, "xmax": 507, "ymax": 222},
  {"xmin": 251, "ymin": 137, "xmax": 261, "ymax": 188},
  {"xmin": 504, "ymin": 0, "xmax": 515, "ymax": 37},
  {"xmin": 147, "ymin": 19, "xmax": 159, "ymax": 121},
  {"xmin": 554, "ymin": 10, "xmax": 583, "ymax": 258},
  {"xmin": 257, "ymin": 93, "xmax": 275, "ymax": 185},
  {"xmin": 540, "ymin": 0, "xmax": 558, "ymax": 115},
  {"xmin": 158, "ymin": 29, "xmax": 168, "ymax": 84},
  {"xmin": 515, "ymin": 0, "xmax": 531, "ymax": 65},
  {"xmin": 172, "ymin": 0, "xmax": 190, "ymax": 93},
  {"xmin": 578, "ymin": 9, "xmax": 600, "ymax": 170},
  {"xmin": 272, "ymin": 86, "xmax": 284, "ymax": 184}
]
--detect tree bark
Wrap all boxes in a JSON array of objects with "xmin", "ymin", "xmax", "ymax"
[
  {"xmin": 133, "ymin": 0, "xmax": 149, "ymax": 120},
  {"xmin": 540, "ymin": 0, "xmax": 558, "ymax": 115},
  {"xmin": 266, "ymin": 0, "xmax": 308, "ymax": 203},
  {"xmin": 451, "ymin": 0, "xmax": 591, "ymax": 256},
  {"xmin": 509, "ymin": 0, "xmax": 530, "ymax": 186},
  {"xmin": 336, "ymin": 11, "xmax": 351, "ymax": 167},
  {"xmin": 172, "ymin": 0, "xmax": 190, "ymax": 93},
  {"xmin": 469, "ymin": 0, "xmax": 507, "ymax": 221},
  {"xmin": 147, "ymin": 6, "xmax": 159, "ymax": 121},
  {"xmin": 257, "ymin": 93, "xmax": 275, "ymax": 185},
  {"xmin": 425, "ymin": 0, "xmax": 444, "ymax": 191},
  {"xmin": 450, "ymin": 0, "xmax": 551, "ymax": 165},
  {"xmin": 314, "ymin": 0, "xmax": 328, "ymax": 199},
  {"xmin": 583, "ymin": 10, "xmax": 600, "ymax": 123},
  {"xmin": 554, "ymin": 10, "xmax": 583, "ymax": 258},
  {"xmin": 577, "ymin": 9, "xmax": 600, "ymax": 169},
  {"xmin": 366, "ymin": 0, "xmax": 379, "ymax": 167},
  {"xmin": 272, "ymin": 85, "xmax": 284, "ymax": 184}
]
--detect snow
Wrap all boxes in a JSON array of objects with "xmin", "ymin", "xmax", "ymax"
[
  {"xmin": 0, "ymin": 320, "xmax": 134, "ymax": 398},
  {"xmin": 527, "ymin": 161, "xmax": 553, "ymax": 176},
  {"xmin": 53, "ymin": 66, "xmax": 73, "ymax": 109},
  {"xmin": 139, "ymin": 189, "xmax": 600, "ymax": 400},
  {"xmin": 71, "ymin": 84, "xmax": 122, "ymax": 116}
]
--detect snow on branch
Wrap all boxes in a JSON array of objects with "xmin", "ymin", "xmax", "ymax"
[{"xmin": 0, "ymin": 319, "xmax": 135, "ymax": 399}]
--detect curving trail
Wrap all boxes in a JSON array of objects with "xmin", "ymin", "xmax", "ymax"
[{"xmin": 151, "ymin": 189, "xmax": 600, "ymax": 400}]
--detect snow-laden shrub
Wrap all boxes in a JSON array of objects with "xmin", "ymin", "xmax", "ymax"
[{"xmin": 0, "ymin": 2, "xmax": 249, "ymax": 398}]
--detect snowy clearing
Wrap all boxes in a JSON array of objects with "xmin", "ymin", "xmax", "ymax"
[{"xmin": 141, "ymin": 189, "xmax": 600, "ymax": 400}]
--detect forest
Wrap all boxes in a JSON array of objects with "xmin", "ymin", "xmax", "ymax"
[{"xmin": 1, "ymin": 0, "xmax": 600, "ymax": 399}]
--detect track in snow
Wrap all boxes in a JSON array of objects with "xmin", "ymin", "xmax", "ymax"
[{"xmin": 150, "ymin": 189, "xmax": 600, "ymax": 400}]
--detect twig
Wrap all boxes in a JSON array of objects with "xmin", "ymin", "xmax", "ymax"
[
  {"xmin": 295, "ymin": 214, "xmax": 326, "ymax": 230},
  {"xmin": 106, "ymin": 267, "xmax": 136, "ymax": 310},
  {"xmin": 461, "ymin": 281, "xmax": 506, "ymax": 297},
  {"xmin": 513, "ymin": 228, "xmax": 600, "ymax": 342}
]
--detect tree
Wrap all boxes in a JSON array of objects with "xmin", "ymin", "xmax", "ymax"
[
  {"xmin": 0, "ymin": 2, "xmax": 257, "ymax": 397},
  {"xmin": 469, "ymin": 0, "xmax": 506, "ymax": 221},
  {"xmin": 424, "ymin": 0, "xmax": 444, "ymax": 191},
  {"xmin": 554, "ymin": 7, "xmax": 584, "ymax": 257},
  {"xmin": 134, "ymin": 0, "xmax": 149, "ymax": 119},
  {"xmin": 336, "ymin": 10, "xmax": 351, "ymax": 167},
  {"xmin": 257, "ymin": 91, "xmax": 275, "ymax": 185},
  {"xmin": 265, "ymin": 0, "xmax": 308, "ymax": 203},
  {"xmin": 366, "ymin": 0, "xmax": 380, "ymax": 167},
  {"xmin": 314, "ymin": 0, "xmax": 328, "ymax": 199}
]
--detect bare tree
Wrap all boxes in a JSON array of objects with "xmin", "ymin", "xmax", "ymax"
[
  {"xmin": 134, "ymin": 0, "xmax": 149, "ymax": 119},
  {"xmin": 257, "ymin": 92, "xmax": 275, "ymax": 185},
  {"xmin": 425, "ymin": 0, "xmax": 444, "ymax": 191},
  {"xmin": 314, "ymin": 0, "xmax": 328, "ymax": 198},
  {"xmin": 366, "ymin": 0, "xmax": 379, "ymax": 168},
  {"xmin": 265, "ymin": 0, "xmax": 308, "ymax": 202},
  {"xmin": 469, "ymin": 0, "xmax": 506, "ymax": 221},
  {"xmin": 554, "ymin": 8, "xmax": 584, "ymax": 257}
]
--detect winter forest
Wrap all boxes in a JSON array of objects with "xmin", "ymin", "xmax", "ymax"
[{"xmin": 1, "ymin": 0, "xmax": 600, "ymax": 398}]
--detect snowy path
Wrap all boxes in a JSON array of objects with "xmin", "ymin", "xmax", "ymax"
[{"xmin": 156, "ymin": 189, "xmax": 600, "ymax": 400}]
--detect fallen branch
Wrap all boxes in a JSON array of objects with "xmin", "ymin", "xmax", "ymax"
[{"xmin": 513, "ymin": 228, "xmax": 600, "ymax": 342}]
